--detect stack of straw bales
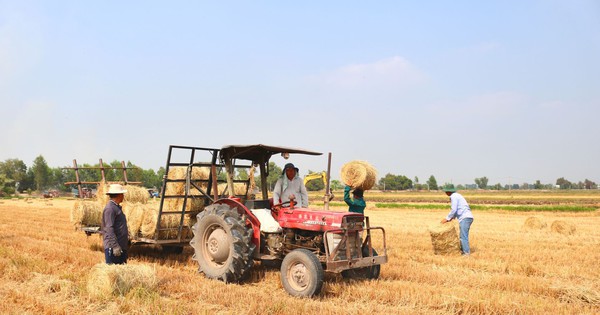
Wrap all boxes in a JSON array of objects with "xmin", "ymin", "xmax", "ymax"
[
  {"xmin": 70, "ymin": 200, "xmax": 103, "ymax": 227},
  {"xmin": 523, "ymin": 216, "xmax": 547, "ymax": 230},
  {"xmin": 340, "ymin": 160, "xmax": 377, "ymax": 191},
  {"xmin": 87, "ymin": 263, "xmax": 157, "ymax": 298},
  {"xmin": 551, "ymin": 220, "xmax": 576, "ymax": 235},
  {"xmin": 428, "ymin": 223, "xmax": 461, "ymax": 255}
]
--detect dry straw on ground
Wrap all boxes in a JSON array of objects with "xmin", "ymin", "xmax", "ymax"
[
  {"xmin": 551, "ymin": 220, "xmax": 576, "ymax": 235},
  {"xmin": 523, "ymin": 216, "xmax": 547, "ymax": 230},
  {"xmin": 428, "ymin": 222, "xmax": 461, "ymax": 255},
  {"xmin": 87, "ymin": 263, "xmax": 157, "ymax": 299},
  {"xmin": 340, "ymin": 160, "xmax": 377, "ymax": 191}
]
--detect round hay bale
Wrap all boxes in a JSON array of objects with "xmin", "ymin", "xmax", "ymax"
[
  {"xmin": 551, "ymin": 220, "xmax": 576, "ymax": 235},
  {"xmin": 523, "ymin": 217, "xmax": 547, "ymax": 230},
  {"xmin": 428, "ymin": 223, "xmax": 461, "ymax": 255},
  {"xmin": 121, "ymin": 202, "xmax": 148, "ymax": 238},
  {"xmin": 87, "ymin": 263, "xmax": 157, "ymax": 298},
  {"xmin": 123, "ymin": 185, "xmax": 150, "ymax": 204},
  {"xmin": 71, "ymin": 201, "xmax": 103, "ymax": 226},
  {"xmin": 340, "ymin": 160, "xmax": 377, "ymax": 191}
]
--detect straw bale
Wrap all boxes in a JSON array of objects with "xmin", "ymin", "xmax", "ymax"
[
  {"xmin": 551, "ymin": 220, "xmax": 576, "ymax": 235},
  {"xmin": 164, "ymin": 166, "xmax": 210, "ymax": 210},
  {"xmin": 71, "ymin": 201, "xmax": 103, "ymax": 226},
  {"xmin": 523, "ymin": 216, "xmax": 547, "ymax": 230},
  {"xmin": 123, "ymin": 185, "xmax": 149, "ymax": 204},
  {"xmin": 96, "ymin": 181, "xmax": 109, "ymax": 206},
  {"xmin": 140, "ymin": 205, "xmax": 194, "ymax": 239},
  {"xmin": 87, "ymin": 263, "xmax": 157, "ymax": 298},
  {"xmin": 551, "ymin": 283, "xmax": 600, "ymax": 305},
  {"xmin": 428, "ymin": 223, "xmax": 461, "ymax": 255},
  {"xmin": 30, "ymin": 272, "xmax": 76, "ymax": 297},
  {"xmin": 121, "ymin": 202, "xmax": 147, "ymax": 238},
  {"xmin": 217, "ymin": 183, "xmax": 248, "ymax": 196},
  {"xmin": 340, "ymin": 160, "xmax": 377, "ymax": 191}
]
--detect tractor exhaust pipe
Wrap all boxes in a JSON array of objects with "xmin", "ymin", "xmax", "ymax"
[{"xmin": 324, "ymin": 152, "xmax": 332, "ymax": 210}]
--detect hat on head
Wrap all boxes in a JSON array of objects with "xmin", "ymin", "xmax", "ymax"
[
  {"xmin": 443, "ymin": 185, "xmax": 456, "ymax": 193},
  {"xmin": 353, "ymin": 188, "xmax": 364, "ymax": 198},
  {"xmin": 106, "ymin": 184, "xmax": 127, "ymax": 195},
  {"xmin": 282, "ymin": 163, "xmax": 299, "ymax": 175}
]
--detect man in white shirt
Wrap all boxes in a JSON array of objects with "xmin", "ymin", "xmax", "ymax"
[
  {"xmin": 272, "ymin": 163, "xmax": 308, "ymax": 208},
  {"xmin": 441, "ymin": 186, "xmax": 474, "ymax": 255}
]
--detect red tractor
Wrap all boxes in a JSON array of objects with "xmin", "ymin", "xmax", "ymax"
[{"xmin": 159, "ymin": 145, "xmax": 387, "ymax": 297}]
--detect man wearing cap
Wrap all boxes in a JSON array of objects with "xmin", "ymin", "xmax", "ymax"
[
  {"xmin": 272, "ymin": 163, "xmax": 309, "ymax": 208},
  {"xmin": 101, "ymin": 184, "xmax": 129, "ymax": 264},
  {"xmin": 344, "ymin": 185, "xmax": 366, "ymax": 214},
  {"xmin": 440, "ymin": 186, "xmax": 474, "ymax": 256}
]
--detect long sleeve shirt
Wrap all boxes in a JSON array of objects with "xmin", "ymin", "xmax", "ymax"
[
  {"xmin": 445, "ymin": 192, "xmax": 474, "ymax": 223},
  {"xmin": 344, "ymin": 186, "xmax": 366, "ymax": 214},
  {"xmin": 102, "ymin": 200, "xmax": 129, "ymax": 250},
  {"xmin": 272, "ymin": 175, "xmax": 309, "ymax": 207}
]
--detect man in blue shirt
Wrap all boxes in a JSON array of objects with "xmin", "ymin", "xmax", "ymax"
[
  {"xmin": 101, "ymin": 184, "xmax": 129, "ymax": 264},
  {"xmin": 440, "ymin": 186, "xmax": 474, "ymax": 255}
]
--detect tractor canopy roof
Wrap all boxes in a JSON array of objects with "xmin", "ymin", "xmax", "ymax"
[{"xmin": 220, "ymin": 144, "xmax": 322, "ymax": 164}]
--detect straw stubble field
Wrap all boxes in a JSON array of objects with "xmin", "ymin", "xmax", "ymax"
[{"xmin": 0, "ymin": 191, "xmax": 599, "ymax": 314}]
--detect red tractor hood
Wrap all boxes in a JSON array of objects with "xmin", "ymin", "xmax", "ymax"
[{"xmin": 274, "ymin": 208, "xmax": 363, "ymax": 232}]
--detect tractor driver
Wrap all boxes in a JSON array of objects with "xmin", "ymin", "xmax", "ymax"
[{"xmin": 273, "ymin": 163, "xmax": 309, "ymax": 209}]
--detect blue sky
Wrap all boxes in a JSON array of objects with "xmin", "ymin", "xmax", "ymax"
[{"xmin": 1, "ymin": 1, "xmax": 599, "ymax": 186}]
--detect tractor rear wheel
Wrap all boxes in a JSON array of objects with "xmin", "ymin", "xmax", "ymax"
[
  {"xmin": 280, "ymin": 249, "xmax": 324, "ymax": 297},
  {"xmin": 341, "ymin": 248, "xmax": 380, "ymax": 280},
  {"xmin": 191, "ymin": 203, "xmax": 255, "ymax": 283}
]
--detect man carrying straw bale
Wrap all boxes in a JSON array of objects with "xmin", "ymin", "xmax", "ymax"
[
  {"xmin": 273, "ymin": 163, "xmax": 308, "ymax": 208},
  {"xmin": 344, "ymin": 185, "xmax": 366, "ymax": 214},
  {"xmin": 102, "ymin": 184, "xmax": 129, "ymax": 264},
  {"xmin": 440, "ymin": 185, "xmax": 474, "ymax": 256}
]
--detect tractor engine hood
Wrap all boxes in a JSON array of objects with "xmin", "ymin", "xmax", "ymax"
[{"xmin": 275, "ymin": 209, "xmax": 364, "ymax": 232}]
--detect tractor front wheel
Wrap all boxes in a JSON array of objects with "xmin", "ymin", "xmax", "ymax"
[{"xmin": 280, "ymin": 249, "xmax": 324, "ymax": 297}]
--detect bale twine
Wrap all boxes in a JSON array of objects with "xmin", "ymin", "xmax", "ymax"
[
  {"xmin": 523, "ymin": 217, "xmax": 547, "ymax": 230},
  {"xmin": 428, "ymin": 223, "xmax": 461, "ymax": 255},
  {"xmin": 70, "ymin": 201, "xmax": 103, "ymax": 226},
  {"xmin": 340, "ymin": 160, "xmax": 377, "ymax": 191},
  {"xmin": 87, "ymin": 263, "xmax": 157, "ymax": 299},
  {"xmin": 551, "ymin": 220, "xmax": 576, "ymax": 235}
]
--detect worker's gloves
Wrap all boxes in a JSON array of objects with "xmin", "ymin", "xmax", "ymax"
[{"xmin": 113, "ymin": 247, "xmax": 122, "ymax": 257}]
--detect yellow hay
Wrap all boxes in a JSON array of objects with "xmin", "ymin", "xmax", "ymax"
[
  {"xmin": 140, "ymin": 204, "xmax": 194, "ymax": 239},
  {"xmin": 121, "ymin": 202, "xmax": 147, "ymax": 238},
  {"xmin": 428, "ymin": 223, "xmax": 461, "ymax": 255},
  {"xmin": 217, "ymin": 183, "xmax": 248, "ymax": 196},
  {"xmin": 340, "ymin": 160, "xmax": 377, "ymax": 191},
  {"xmin": 551, "ymin": 220, "xmax": 576, "ymax": 235},
  {"xmin": 523, "ymin": 216, "xmax": 547, "ymax": 230},
  {"xmin": 87, "ymin": 263, "xmax": 157, "ymax": 299},
  {"xmin": 164, "ymin": 166, "xmax": 210, "ymax": 211},
  {"xmin": 71, "ymin": 201, "xmax": 103, "ymax": 226},
  {"xmin": 123, "ymin": 185, "xmax": 149, "ymax": 204},
  {"xmin": 29, "ymin": 272, "xmax": 76, "ymax": 297},
  {"xmin": 96, "ymin": 180, "xmax": 108, "ymax": 206}
]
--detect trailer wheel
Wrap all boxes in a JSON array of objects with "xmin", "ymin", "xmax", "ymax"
[
  {"xmin": 190, "ymin": 203, "xmax": 255, "ymax": 283},
  {"xmin": 341, "ymin": 247, "xmax": 380, "ymax": 280},
  {"xmin": 280, "ymin": 249, "xmax": 324, "ymax": 297}
]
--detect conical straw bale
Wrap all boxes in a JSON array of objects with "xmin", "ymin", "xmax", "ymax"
[
  {"xmin": 340, "ymin": 160, "xmax": 377, "ymax": 191},
  {"xmin": 428, "ymin": 223, "xmax": 461, "ymax": 255},
  {"xmin": 523, "ymin": 217, "xmax": 547, "ymax": 230},
  {"xmin": 71, "ymin": 201, "xmax": 103, "ymax": 226},
  {"xmin": 551, "ymin": 220, "xmax": 576, "ymax": 235},
  {"xmin": 87, "ymin": 263, "xmax": 157, "ymax": 299}
]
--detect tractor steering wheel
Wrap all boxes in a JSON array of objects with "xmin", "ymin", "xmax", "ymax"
[{"xmin": 272, "ymin": 201, "xmax": 291, "ymax": 211}]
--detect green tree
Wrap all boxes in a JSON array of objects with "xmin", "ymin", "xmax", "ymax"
[
  {"xmin": 0, "ymin": 173, "xmax": 9, "ymax": 196},
  {"xmin": 0, "ymin": 159, "xmax": 27, "ymax": 184},
  {"xmin": 330, "ymin": 180, "xmax": 343, "ymax": 190},
  {"xmin": 378, "ymin": 173, "xmax": 413, "ymax": 190},
  {"xmin": 32, "ymin": 155, "xmax": 51, "ymax": 191},
  {"xmin": 267, "ymin": 162, "xmax": 282, "ymax": 191},
  {"xmin": 555, "ymin": 177, "xmax": 572, "ymax": 189},
  {"xmin": 474, "ymin": 177, "xmax": 489, "ymax": 189},
  {"xmin": 304, "ymin": 170, "xmax": 325, "ymax": 191},
  {"xmin": 426, "ymin": 175, "xmax": 438, "ymax": 190},
  {"xmin": 237, "ymin": 169, "xmax": 249, "ymax": 180},
  {"xmin": 533, "ymin": 180, "xmax": 543, "ymax": 189}
]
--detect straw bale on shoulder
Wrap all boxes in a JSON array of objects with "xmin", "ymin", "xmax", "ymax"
[
  {"xmin": 87, "ymin": 263, "xmax": 157, "ymax": 299},
  {"xmin": 428, "ymin": 223, "xmax": 461, "ymax": 255},
  {"xmin": 551, "ymin": 220, "xmax": 576, "ymax": 235},
  {"xmin": 523, "ymin": 216, "xmax": 547, "ymax": 230},
  {"xmin": 340, "ymin": 160, "xmax": 377, "ymax": 191}
]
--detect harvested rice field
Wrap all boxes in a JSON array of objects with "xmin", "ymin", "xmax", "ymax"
[{"xmin": 0, "ymin": 190, "xmax": 599, "ymax": 314}]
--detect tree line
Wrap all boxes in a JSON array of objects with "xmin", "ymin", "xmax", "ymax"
[{"xmin": 0, "ymin": 156, "xmax": 597, "ymax": 196}]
